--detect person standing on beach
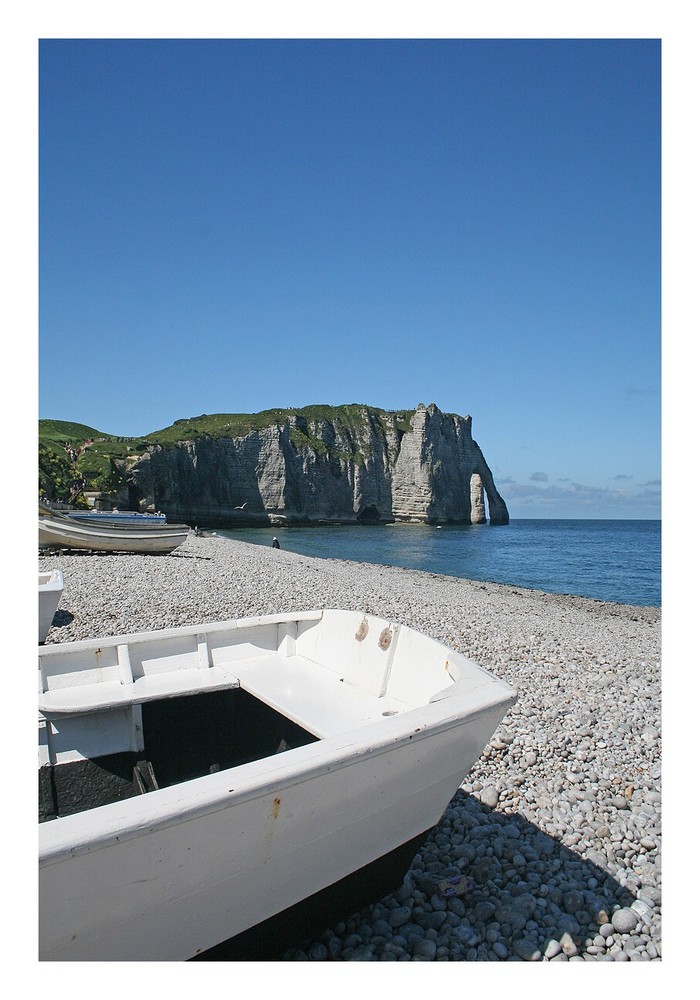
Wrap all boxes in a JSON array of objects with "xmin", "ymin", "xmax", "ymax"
[{"xmin": 272, "ymin": 536, "xmax": 280, "ymax": 549}]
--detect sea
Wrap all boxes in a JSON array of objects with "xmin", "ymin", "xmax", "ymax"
[{"xmin": 217, "ymin": 519, "xmax": 661, "ymax": 608}]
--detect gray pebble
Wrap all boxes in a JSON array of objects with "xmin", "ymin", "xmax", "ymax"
[
  {"xmin": 639, "ymin": 885, "xmax": 662, "ymax": 906},
  {"xmin": 308, "ymin": 942, "xmax": 328, "ymax": 960},
  {"xmin": 612, "ymin": 908, "xmax": 640, "ymax": 934},
  {"xmin": 631, "ymin": 899, "xmax": 655, "ymax": 923},
  {"xmin": 413, "ymin": 939, "xmax": 437, "ymax": 960},
  {"xmin": 544, "ymin": 939, "xmax": 562, "ymax": 959},
  {"xmin": 560, "ymin": 932, "xmax": 579, "ymax": 957},
  {"xmin": 474, "ymin": 901, "xmax": 497, "ymax": 923},
  {"xmin": 563, "ymin": 889, "xmax": 584, "ymax": 914},
  {"xmin": 513, "ymin": 939, "xmax": 542, "ymax": 961},
  {"xmin": 447, "ymin": 897, "xmax": 466, "ymax": 917},
  {"xmin": 480, "ymin": 786, "xmax": 500, "ymax": 808},
  {"xmin": 388, "ymin": 906, "xmax": 412, "ymax": 929}
]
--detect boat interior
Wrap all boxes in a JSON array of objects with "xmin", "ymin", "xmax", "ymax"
[
  {"xmin": 38, "ymin": 611, "xmax": 468, "ymax": 822},
  {"xmin": 39, "ymin": 688, "xmax": 319, "ymax": 821}
]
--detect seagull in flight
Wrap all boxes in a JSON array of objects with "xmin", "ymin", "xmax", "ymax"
[{"xmin": 232, "ymin": 502, "xmax": 248, "ymax": 510}]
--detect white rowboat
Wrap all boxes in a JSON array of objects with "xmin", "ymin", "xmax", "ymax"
[
  {"xmin": 38, "ymin": 569, "xmax": 64, "ymax": 643},
  {"xmin": 39, "ymin": 505, "xmax": 188, "ymax": 554},
  {"xmin": 38, "ymin": 609, "xmax": 516, "ymax": 961}
]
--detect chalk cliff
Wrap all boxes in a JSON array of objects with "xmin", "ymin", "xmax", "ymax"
[{"xmin": 124, "ymin": 403, "xmax": 509, "ymax": 526}]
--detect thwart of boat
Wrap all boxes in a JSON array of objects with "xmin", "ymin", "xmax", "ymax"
[
  {"xmin": 38, "ymin": 569, "xmax": 64, "ymax": 643},
  {"xmin": 38, "ymin": 609, "xmax": 516, "ymax": 961}
]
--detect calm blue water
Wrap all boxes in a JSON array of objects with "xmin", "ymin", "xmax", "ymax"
[{"xmin": 217, "ymin": 519, "xmax": 661, "ymax": 608}]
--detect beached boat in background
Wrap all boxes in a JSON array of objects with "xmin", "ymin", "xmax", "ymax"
[
  {"xmin": 38, "ymin": 569, "xmax": 64, "ymax": 643},
  {"xmin": 62, "ymin": 509, "xmax": 167, "ymax": 526},
  {"xmin": 38, "ymin": 608, "xmax": 516, "ymax": 961},
  {"xmin": 38, "ymin": 505, "xmax": 188, "ymax": 555}
]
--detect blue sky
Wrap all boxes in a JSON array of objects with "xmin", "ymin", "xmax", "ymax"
[{"xmin": 38, "ymin": 36, "xmax": 661, "ymax": 519}]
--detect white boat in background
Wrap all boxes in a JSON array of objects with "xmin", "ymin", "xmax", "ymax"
[
  {"xmin": 38, "ymin": 569, "xmax": 64, "ymax": 643},
  {"xmin": 64, "ymin": 510, "xmax": 167, "ymax": 526},
  {"xmin": 38, "ymin": 609, "xmax": 516, "ymax": 961},
  {"xmin": 39, "ymin": 505, "xmax": 188, "ymax": 555}
]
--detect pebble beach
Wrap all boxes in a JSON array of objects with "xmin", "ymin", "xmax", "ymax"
[{"xmin": 38, "ymin": 531, "xmax": 662, "ymax": 963}]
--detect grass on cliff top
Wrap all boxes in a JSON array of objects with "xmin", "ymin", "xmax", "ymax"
[
  {"xmin": 39, "ymin": 419, "xmax": 112, "ymax": 443},
  {"xmin": 40, "ymin": 404, "xmax": 417, "ymax": 453},
  {"xmin": 143, "ymin": 404, "xmax": 416, "ymax": 444}
]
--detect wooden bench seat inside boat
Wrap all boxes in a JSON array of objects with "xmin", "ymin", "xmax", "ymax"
[{"xmin": 234, "ymin": 656, "xmax": 408, "ymax": 737}]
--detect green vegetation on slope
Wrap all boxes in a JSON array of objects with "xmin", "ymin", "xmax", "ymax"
[
  {"xmin": 39, "ymin": 419, "xmax": 110, "ymax": 443},
  {"xmin": 142, "ymin": 404, "xmax": 414, "ymax": 445},
  {"xmin": 39, "ymin": 420, "xmax": 140, "ymax": 502}
]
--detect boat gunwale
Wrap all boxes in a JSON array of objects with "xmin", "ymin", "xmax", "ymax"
[
  {"xmin": 37, "ymin": 610, "xmax": 325, "ymax": 656},
  {"xmin": 39, "ymin": 521, "xmax": 190, "ymax": 541}
]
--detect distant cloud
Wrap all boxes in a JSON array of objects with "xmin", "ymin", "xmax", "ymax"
[
  {"xmin": 499, "ymin": 476, "xmax": 517, "ymax": 484},
  {"xmin": 614, "ymin": 474, "xmax": 633, "ymax": 481},
  {"xmin": 530, "ymin": 472, "xmax": 549, "ymax": 482},
  {"xmin": 500, "ymin": 478, "xmax": 661, "ymax": 517},
  {"xmin": 643, "ymin": 479, "xmax": 662, "ymax": 487},
  {"xmin": 636, "ymin": 487, "xmax": 662, "ymax": 501},
  {"xmin": 626, "ymin": 386, "xmax": 660, "ymax": 396}
]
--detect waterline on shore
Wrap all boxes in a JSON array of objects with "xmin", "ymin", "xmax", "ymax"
[{"xmin": 216, "ymin": 519, "xmax": 661, "ymax": 608}]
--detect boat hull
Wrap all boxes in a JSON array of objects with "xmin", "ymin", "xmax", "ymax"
[
  {"xmin": 38, "ymin": 610, "xmax": 516, "ymax": 961},
  {"xmin": 192, "ymin": 828, "xmax": 430, "ymax": 960},
  {"xmin": 38, "ymin": 570, "xmax": 64, "ymax": 643},
  {"xmin": 39, "ymin": 703, "xmax": 508, "ymax": 960}
]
